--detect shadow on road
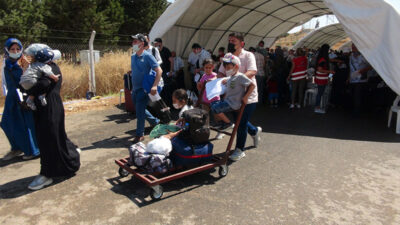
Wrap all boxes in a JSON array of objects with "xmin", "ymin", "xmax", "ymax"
[
  {"xmin": 252, "ymin": 105, "xmax": 400, "ymax": 143},
  {"xmin": 107, "ymin": 168, "xmax": 220, "ymax": 207},
  {"xmin": 0, "ymin": 175, "xmax": 72, "ymax": 199},
  {"xmin": 81, "ymin": 127, "xmax": 154, "ymax": 151}
]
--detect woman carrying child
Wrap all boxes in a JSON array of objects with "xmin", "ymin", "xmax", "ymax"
[
  {"xmin": 27, "ymin": 47, "xmax": 80, "ymax": 190},
  {"xmin": 1, "ymin": 38, "xmax": 40, "ymax": 161}
]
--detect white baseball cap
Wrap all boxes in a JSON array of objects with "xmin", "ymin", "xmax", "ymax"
[{"xmin": 222, "ymin": 53, "xmax": 241, "ymax": 67}]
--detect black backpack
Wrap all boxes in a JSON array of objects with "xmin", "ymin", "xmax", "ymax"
[{"xmin": 179, "ymin": 108, "xmax": 210, "ymax": 144}]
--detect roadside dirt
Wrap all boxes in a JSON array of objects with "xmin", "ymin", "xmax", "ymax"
[{"xmin": 0, "ymin": 95, "xmax": 123, "ymax": 116}]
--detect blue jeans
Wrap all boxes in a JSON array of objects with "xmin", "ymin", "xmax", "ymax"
[
  {"xmin": 315, "ymin": 85, "xmax": 326, "ymax": 107},
  {"xmin": 132, "ymin": 88, "xmax": 159, "ymax": 137},
  {"xmin": 211, "ymin": 100, "xmax": 234, "ymax": 114},
  {"xmin": 233, "ymin": 103, "xmax": 258, "ymax": 151}
]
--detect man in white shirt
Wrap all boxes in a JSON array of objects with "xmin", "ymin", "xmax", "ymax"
[
  {"xmin": 218, "ymin": 32, "xmax": 262, "ymax": 161},
  {"xmin": 143, "ymin": 36, "xmax": 162, "ymax": 66},
  {"xmin": 188, "ymin": 43, "xmax": 211, "ymax": 93},
  {"xmin": 349, "ymin": 44, "xmax": 372, "ymax": 114},
  {"xmin": 169, "ymin": 51, "xmax": 185, "ymax": 89}
]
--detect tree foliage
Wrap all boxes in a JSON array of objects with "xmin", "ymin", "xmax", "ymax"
[{"xmin": 0, "ymin": 0, "xmax": 169, "ymax": 45}]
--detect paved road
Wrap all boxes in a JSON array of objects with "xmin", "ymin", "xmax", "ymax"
[{"xmin": 1, "ymin": 106, "xmax": 400, "ymax": 225}]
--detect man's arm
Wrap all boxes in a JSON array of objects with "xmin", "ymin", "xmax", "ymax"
[
  {"xmin": 245, "ymin": 70, "xmax": 257, "ymax": 79},
  {"xmin": 242, "ymin": 83, "xmax": 255, "ymax": 105},
  {"xmin": 151, "ymin": 66, "xmax": 163, "ymax": 95}
]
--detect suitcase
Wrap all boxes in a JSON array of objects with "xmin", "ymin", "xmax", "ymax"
[
  {"xmin": 123, "ymin": 72, "xmax": 135, "ymax": 113},
  {"xmin": 171, "ymin": 137, "xmax": 213, "ymax": 167},
  {"xmin": 124, "ymin": 89, "xmax": 135, "ymax": 113},
  {"xmin": 147, "ymin": 98, "xmax": 172, "ymax": 124}
]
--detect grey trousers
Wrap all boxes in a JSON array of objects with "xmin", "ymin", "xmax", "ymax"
[{"xmin": 291, "ymin": 79, "xmax": 306, "ymax": 104}]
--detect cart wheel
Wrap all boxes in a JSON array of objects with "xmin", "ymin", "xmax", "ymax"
[
  {"xmin": 118, "ymin": 167, "xmax": 129, "ymax": 178},
  {"xmin": 150, "ymin": 185, "xmax": 163, "ymax": 200},
  {"xmin": 218, "ymin": 165, "xmax": 229, "ymax": 177}
]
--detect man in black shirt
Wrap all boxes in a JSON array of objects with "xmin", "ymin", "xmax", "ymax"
[{"xmin": 154, "ymin": 38, "xmax": 172, "ymax": 80}]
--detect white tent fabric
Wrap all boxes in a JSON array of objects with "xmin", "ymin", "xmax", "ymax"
[
  {"xmin": 150, "ymin": 0, "xmax": 400, "ymax": 95},
  {"xmin": 338, "ymin": 40, "xmax": 352, "ymax": 52},
  {"xmin": 292, "ymin": 23, "xmax": 348, "ymax": 50},
  {"xmin": 150, "ymin": 0, "xmax": 331, "ymax": 58}
]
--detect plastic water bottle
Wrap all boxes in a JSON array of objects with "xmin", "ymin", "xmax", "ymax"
[{"xmin": 183, "ymin": 122, "xmax": 190, "ymax": 131}]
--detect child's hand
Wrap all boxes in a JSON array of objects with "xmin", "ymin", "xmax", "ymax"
[
  {"xmin": 222, "ymin": 78, "xmax": 228, "ymax": 85},
  {"xmin": 50, "ymin": 74, "xmax": 61, "ymax": 82},
  {"xmin": 175, "ymin": 118, "xmax": 184, "ymax": 126},
  {"xmin": 20, "ymin": 55, "xmax": 31, "ymax": 70}
]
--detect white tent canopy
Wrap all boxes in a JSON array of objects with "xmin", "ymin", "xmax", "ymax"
[
  {"xmin": 150, "ymin": 0, "xmax": 400, "ymax": 95},
  {"xmin": 292, "ymin": 23, "xmax": 348, "ymax": 50}
]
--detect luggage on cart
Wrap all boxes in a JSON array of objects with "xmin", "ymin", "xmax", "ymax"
[
  {"xmin": 128, "ymin": 142, "xmax": 173, "ymax": 174},
  {"xmin": 147, "ymin": 98, "xmax": 172, "ymax": 124},
  {"xmin": 123, "ymin": 72, "xmax": 135, "ymax": 113},
  {"xmin": 171, "ymin": 137, "xmax": 213, "ymax": 167},
  {"xmin": 179, "ymin": 108, "xmax": 210, "ymax": 144}
]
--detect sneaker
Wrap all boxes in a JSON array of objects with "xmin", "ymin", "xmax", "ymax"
[
  {"xmin": 289, "ymin": 104, "xmax": 295, "ymax": 109},
  {"xmin": 38, "ymin": 95, "xmax": 47, "ymax": 106},
  {"xmin": 296, "ymin": 104, "xmax": 301, "ymax": 109},
  {"xmin": 229, "ymin": 148, "xmax": 246, "ymax": 161},
  {"xmin": 26, "ymin": 98, "xmax": 37, "ymax": 111},
  {"xmin": 314, "ymin": 108, "xmax": 321, "ymax": 113},
  {"xmin": 2, "ymin": 150, "xmax": 23, "ymax": 161},
  {"xmin": 251, "ymin": 126, "xmax": 262, "ymax": 148},
  {"xmin": 317, "ymin": 109, "xmax": 326, "ymax": 114},
  {"xmin": 218, "ymin": 122, "xmax": 234, "ymax": 131},
  {"xmin": 22, "ymin": 154, "xmax": 39, "ymax": 160},
  {"xmin": 215, "ymin": 132, "xmax": 225, "ymax": 140},
  {"xmin": 28, "ymin": 175, "xmax": 53, "ymax": 191}
]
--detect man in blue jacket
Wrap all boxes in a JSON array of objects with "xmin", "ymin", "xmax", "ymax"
[{"xmin": 131, "ymin": 34, "xmax": 162, "ymax": 143}]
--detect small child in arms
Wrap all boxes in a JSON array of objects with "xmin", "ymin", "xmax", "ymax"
[{"xmin": 19, "ymin": 47, "xmax": 61, "ymax": 110}]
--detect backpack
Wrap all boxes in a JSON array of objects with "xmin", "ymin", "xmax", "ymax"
[{"xmin": 179, "ymin": 108, "xmax": 210, "ymax": 144}]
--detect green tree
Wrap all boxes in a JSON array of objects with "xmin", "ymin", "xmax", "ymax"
[
  {"xmin": 118, "ymin": 0, "xmax": 169, "ymax": 43},
  {"xmin": 0, "ymin": 0, "xmax": 47, "ymax": 43},
  {"xmin": 42, "ymin": 0, "xmax": 124, "ymax": 44}
]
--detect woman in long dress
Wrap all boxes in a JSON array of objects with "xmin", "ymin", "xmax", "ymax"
[
  {"xmin": 1, "ymin": 38, "xmax": 40, "ymax": 160},
  {"xmin": 28, "ymin": 55, "xmax": 80, "ymax": 190}
]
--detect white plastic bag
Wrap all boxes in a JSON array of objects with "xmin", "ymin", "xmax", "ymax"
[{"xmin": 146, "ymin": 136, "xmax": 172, "ymax": 156}]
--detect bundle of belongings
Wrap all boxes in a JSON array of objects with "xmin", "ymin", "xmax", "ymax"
[
  {"xmin": 128, "ymin": 137, "xmax": 173, "ymax": 174},
  {"xmin": 127, "ymin": 108, "xmax": 214, "ymax": 174}
]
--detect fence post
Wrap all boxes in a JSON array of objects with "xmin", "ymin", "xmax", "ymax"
[{"xmin": 88, "ymin": 30, "xmax": 96, "ymax": 96}]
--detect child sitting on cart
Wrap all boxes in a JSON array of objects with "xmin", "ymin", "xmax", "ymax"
[
  {"xmin": 172, "ymin": 89, "xmax": 194, "ymax": 127},
  {"xmin": 210, "ymin": 53, "xmax": 255, "ymax": 131}
]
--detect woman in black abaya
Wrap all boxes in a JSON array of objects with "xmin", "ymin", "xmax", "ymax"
[{"xmin": 28, "ymin": 57, "xmax": 80, "ymax": 190}]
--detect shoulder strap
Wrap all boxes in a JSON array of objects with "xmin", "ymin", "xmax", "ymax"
[{"xmin": 152, "ymin": 47, "xmax": 156, "ymax": 57}]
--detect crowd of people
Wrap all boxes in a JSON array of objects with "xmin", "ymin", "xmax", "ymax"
[{"xmin": 1, "ymin": 30, "xmax": 394, "ymax": 191}]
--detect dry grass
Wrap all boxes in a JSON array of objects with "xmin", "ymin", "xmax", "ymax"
[
  {"xmin": 1, "ymin": 51, "xmax": 131, "ymax": 102},
  {"xmin": 59, "ymin": 51, "xmax": 131, "ymax": 100}
]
